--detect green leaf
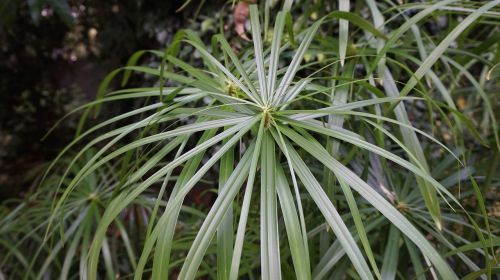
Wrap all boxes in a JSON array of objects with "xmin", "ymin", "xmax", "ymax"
[
  {"xmin": 279, "ymin": 126, "xmax": 457, "ymax": 280},
  {"xmin": 267, "ymin": 11, "xmax": 286, "ymax": 98},
  {"xmin": 272, "ymin": 21, "xmax": 321, "ymax": 105},
  {"xmin": 152, "ymin": 129, "xmax": 217, "ymax": 280},
  {"xmin": 276, "ymin": 166, "xmax": 311, "ymax": 280},
  {"xmin": 185, "ymin": 39, "xmax": 262, "ymax": 106},
  {"xmin": 273, "ymin": 129, "xmax": 374, "ymax": 280},
  {"xmin": 260, "ymin": 132, "xmax": 282, "ymax": 279},
  {"xmin": 338, "ymin": 179, "xmax": 381, "ymax": 279},
  {"xmin": 380, "ymin": 226, "xmax": 401, "ymax": 280},
  {"xmin": 369, "ymin": 0, "xmax": 457, "ymax": 74},
  {"xmin": 229, "ymin": 118, "xmax": 265, "ymax": 279},
  {"xmin": 213, "ymin": 34, "xmax": 260, "ymax": 101},
  {"xmin": 250, "ymin": 5, "xmax": 268, "ymax": 103},
  {"xmin": 281, "ymin": 117, "xmax": 459, "ymax": 206},
  {"xmin": 323, "ymin": 11, "xmax": 388, "ymax": 40},
  {"xmin": 463, "ymin": 267, "xmax": 500, "ymax": 280},
  {"xmin": 313, "ymin": 217, "xmax": 386, "ymax": 279},
  {"xmin": 178, "ymin": 142, "xmax": 257, "ymax": 280},
  {"xmin": 217, "ymin": 137, "xmax": 235, "ymax": 280},
  {"xmin": 87, "ymin": 118, "xmax": 258, "ymax": 280},
  {"xmin": 383, "ymin": 68, "xmax": 442, "ymax": 229},
  {"xmin": 338, "ymin": 0, "xmax": 350, "ymax": 67}
]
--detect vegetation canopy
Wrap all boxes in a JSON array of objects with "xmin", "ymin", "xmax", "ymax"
[{"xmin": 1, "ymin": 0, "xmax": 499, "ymax": 279}]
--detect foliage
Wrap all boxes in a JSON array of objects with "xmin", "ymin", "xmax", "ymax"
[{"xmin": 1, "ymin": 0, "xmax": 500, "ymax": 279}]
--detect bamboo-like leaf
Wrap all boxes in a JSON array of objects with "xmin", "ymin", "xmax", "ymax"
[
  {"xmin": 250, "ymin": 5, "xmax": 268, "ymax": 103},
  {"xmin": 396, "ymin": 0, "xmax": 500, "ymax": 103},
  {"xmin": 338, "ymin": 179, "xmax": 381, "ymax": 279},
  {"xmin": 53, "ymin": 116, "xmax": 251, "ymax": 220},
  {"xmin": 281, "ymin": 118, "xmax": 459, "ymax": 205},
  {"xmin": 35, "ymin": 210, "xmax": 88, "ymax": 279},
  {"xmin": 312, "ymin": 216, "xmax": 386, "ymax": 279},
  {"xmin": 322, "ymin": 11, "xmax": 387, "ymax": 40},
  {"xmin": 338, "ymin": 0, "xmax": 349, "ymax": 67},
  {"xmin": 380, "ymin": 226, "xmax": 401, "ymax": 280},
  {"xmin": 282, "ymin": 0, "xmax": 293, "ymax": 11},
  {"xmin": 383, "ymin": 68, "xmax": 442, "ymax": 229},
  {"xmin": 217, "ymin": 137, "xmax": 235, "ymax": 280},
  {"xmin": 260, "ymin": 132, "xmax": 281, "ymax": 280},
  {"xmin": 267, "ymin": 11, "xmax": 286, "ymax": 99},
  {"xmin": 184, "ymin": 39, "xmax": 261, "ymax": 105},
  {"xmin": 310, "ymin": 110, "xmax": 460, "ymax": 163},
  {"xmin": 276, "ymin": 166, "xmax": 311, "ymax": 280},
  {"xmin": 285, "ymin": 96, "xmax": 420, "ymax": 120},
  {"xmin": 278, "ymin": 78, "xmax": 310, "ymax": 108},
  {"xmin": 145, "ymin": 136, "xmax": 188, "ymax": 240},
  {"xmin": 463, "ymin": 268, "xmax": 500, "ymax": 280},
  {"xmin": 469, "ymin": 176, "xmax": 496, "ymax": 265},
  {"xmin": 152, "ymin": 129, "xmax": 217, "ymax": 280},
  {"xmin": 213, "ymin": 34, "xmax": 260, "ymax": 101},
  {"xmin": 87, "ymin": 118, "xmax": 258, "ymax": 280},
  {"xmin": 279, "ymin": 126, "xmax": 458, "ymax": 279},
  {"xmin": 59, "ymin": 220, "xmax": 85, "ymax": 280},
  {"xmin": 368, "ymin": 0, "xmax": 457, "ymax": 74},
  {"xmin": 442, "ymin": 56, "xmax": 500, "ymax": 151},
  {"xmin": 144, "ymin": 119, "xmax": 258, "ymax": 280},
  {"xmin": 273, "ymin": 22, "xmax": 321, "ymax": 105},
  {"xmin": 229, "ymin": 118, "xmax": 265, "ymax": 280},
  {"xmin": 364, "ymin": 0, "xmax": 385, "ymax": 76},
  {"xmin": 274, "ymin": 130, "xmax": 374, "ymax": 280},
  {"xmin": 178, "ymin": 142, "xmax": 257, "ymax": 280},
  {"xmin": 271, "ymin": 125, "xmax": 309, "ymax": 274},
  {"xmin": 404, "ymin": 236, "xmax": 426, "ymax": 280}
]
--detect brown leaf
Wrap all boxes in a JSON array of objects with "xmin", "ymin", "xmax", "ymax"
[{"xmin": 233, "ymin": 1, "xmax": 255, "ymax": 41}]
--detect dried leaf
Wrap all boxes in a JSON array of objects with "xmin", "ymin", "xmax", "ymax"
[{"xmin": 234, "ymin": 1, "xmax": 255, "ymax": 41}]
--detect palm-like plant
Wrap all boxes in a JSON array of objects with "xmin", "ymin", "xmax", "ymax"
[
  {"xmin": 309, "ymin": 149, "xmax": 496, "ymax": 279},
  {"xmin": 0, "ymin": 149, "xmax": 167, "ymax": 279},
  {"xmin": 0, "ymin": 149, "xmax": 217, "ymax": 279},
  {"xmin": 41, "ymin": 1, "xmax": 499, "ymax": 279}
]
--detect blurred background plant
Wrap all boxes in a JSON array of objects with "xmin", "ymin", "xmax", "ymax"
[{"xmin": 0, "ymin": 0, "xmax": 227, "ymax": 199}]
